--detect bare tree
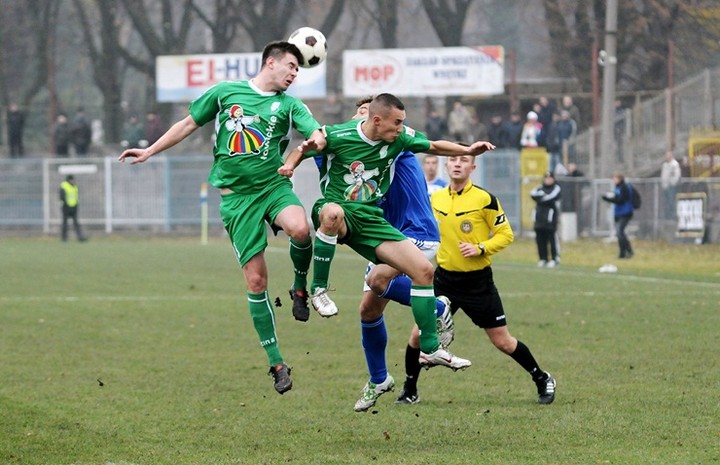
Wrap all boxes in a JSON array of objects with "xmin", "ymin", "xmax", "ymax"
[
  {"xmin": 72, "ymin": 1, "xmax": 125, "ymax": 142},
  {"xmin": 542, "ymin": 0, "xmax": 720, "ymax": 92},
  {"xmin": 422, "ymin": 0, "xmax": 474, "ymax": 46}
]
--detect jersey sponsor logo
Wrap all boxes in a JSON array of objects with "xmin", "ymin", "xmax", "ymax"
[
  {"xmin": 404, "ymin": 126, "xmax": 416, "ymax": 137},
  {"xmin": 225, "ymin": 104, "xmax": 266, "ymax": 156},
  {"xmin": 342, "ymin": 160, "xmax": 380, "ymax": 201},
  {"xmin": 262, "ymin": 115, "xmax": 278, "ymax": 160},
  {"xmin": 494, "ymin": 213, "xmax": 507, "ymax": 226},
  {"xmin": 461, "ymin": 220, "xmax": 473, "ymax": 233},
  {"xmin": 334, "ymin": 131, "xmax": 353, "ymax": 137}
]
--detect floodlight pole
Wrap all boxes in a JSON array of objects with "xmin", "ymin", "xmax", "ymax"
[{"xmin": 600, "ymin": 0, "xmax": 618, "ymax": 178}]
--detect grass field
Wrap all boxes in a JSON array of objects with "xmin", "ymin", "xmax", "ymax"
[{"xmin": 1, "ymin": 235, "xmax": 719, "ymax": 465}]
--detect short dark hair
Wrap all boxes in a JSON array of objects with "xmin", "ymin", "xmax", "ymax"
[
  {"xmin": 66, "ymin": 175, "xmax": 75, "ymax": 181},
  {"xmin": 261, "ymin": 41, "xmax": 304, "ymax": 68},
  {"xmin": 355, "ymin": 96, "xmax": 374, "ymax": 108},
  {"xmin": 368, "ymin": 93, "xmax": 404, "ymax": 117}
]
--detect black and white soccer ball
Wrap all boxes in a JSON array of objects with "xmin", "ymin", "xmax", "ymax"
[{"xmin": 288, "ymin": 27, "xmax": 327, "ymax": 69}]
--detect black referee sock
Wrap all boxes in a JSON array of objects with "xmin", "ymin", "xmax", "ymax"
[
  {"xmin": 404, "ymin": 345, "xmax": 422, "ymax": 392},
  {"xmin": 509, "ymin": 340, "xmax": 546, "ymax": 381}
]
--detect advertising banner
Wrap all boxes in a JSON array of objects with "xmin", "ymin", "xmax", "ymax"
[
  {"xmin": 675, "ymin": 192, "xmax": 706, "ymax": 241},
  {"xmin": 343, "ymin": 46, "xmax": 504, "ymax": 97},
  {"xmin": 156, "ymin": 53, "xmax": 326, "ymax": 102}
]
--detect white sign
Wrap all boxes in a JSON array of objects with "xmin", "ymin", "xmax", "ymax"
[
  {"xmin": 342, "ymin": 46, "xmax": 504, "ymax": 97},
  {"xmin": 676, "ymin": 193, "xmax": 706, "ymax": 238},
  {"xmin": 58, "ymin": 164, "xmax": 98, "ymax": 175},
  {"xmin": 156, "ymin": 53, "xmax": 327, "ymax": 102}
]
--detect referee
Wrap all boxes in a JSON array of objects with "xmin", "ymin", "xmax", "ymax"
[{"xmin": 431, "ymin": 154, "xmax": 556, "ymax": 404}]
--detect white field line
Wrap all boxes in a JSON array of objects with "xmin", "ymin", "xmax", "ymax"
[
  {"xmin": 494, "ymin": 263, "xmax": 720, "ymax": 289},
  {"xmin": 2, "ymin": 258, "xmax": 717, "ymax": 304}
]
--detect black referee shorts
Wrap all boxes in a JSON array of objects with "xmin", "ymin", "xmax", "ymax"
[{"xmin": 433, "ymin": 266, "xmax": 507, "ymax": 329}]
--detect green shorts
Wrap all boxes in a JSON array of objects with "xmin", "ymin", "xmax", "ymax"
[
  {"xmin": 221, "ymin": 180, "xmax": 303, "ymax": 266},
  {"xmin": 311, "ymin": 199, "xmax": 406, "ymax": 263}
]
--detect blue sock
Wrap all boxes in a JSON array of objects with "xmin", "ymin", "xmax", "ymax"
[
  {"xmin": 379, "ymin": 275, "xmax": 411, "ymax": 306},
  {"xmin": 436, "ymin": 298, "xmax": 446, "ymax": 317},
  {"xmin": 361, "ymin": 315, "xmax": 388, "ymax": 384},
  {"xmin": 379, "ymin": 274, "xmax": 445, "ymax": 317}
]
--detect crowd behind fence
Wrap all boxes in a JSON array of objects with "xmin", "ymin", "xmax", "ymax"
[{"xmin": 2, "ymin": 153, "xmax": 718, "ymax": 245}]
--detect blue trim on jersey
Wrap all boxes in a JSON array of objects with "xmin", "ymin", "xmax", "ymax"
[{"xmin": 377, "ymin": 151, "xmax": 439, "ymax": 241}]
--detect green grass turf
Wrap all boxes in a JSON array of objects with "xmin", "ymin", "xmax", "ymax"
[{"xmin": 1, "ymin": 235, "xmax": 718, "ymax": 465}]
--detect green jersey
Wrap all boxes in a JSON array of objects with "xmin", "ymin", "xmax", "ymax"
[
  {"xmin": 189, "ymin": 80, "xmax": 320, "ymax": 193},
  {"xmin": 317, "ymin": 119, "xmax": 431, "ymax": 204}
]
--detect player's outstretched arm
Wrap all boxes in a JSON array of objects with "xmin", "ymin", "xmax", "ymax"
[
  {"xmin": 278, "ymin": 148, "xmax": 306, "ymax": 177},
  {"xmin": 427, "ymin": 140, "xmax": 496, "ymax": 157},
  {"xmin": 118, "ymin": 115, "xmax": 199, "ymax": 164},
  {"xmin": 278, "ymin": 128, "xmax": 327, "ymax": 177}
]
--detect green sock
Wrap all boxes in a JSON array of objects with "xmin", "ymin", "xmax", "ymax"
[
  {"xmin": 311, "ymin": 231, "xmax": 337, "ymax": 293},
  {"xmin": 410, "ymin": 285, "xmax": 439, "ymax": 353},
  {"xmin": 289, "ymin": 237, "xmax": 312, "ymax": 291},
  {"xmin": 247, "ymin": 291, "xmax": 283, "ymax": 366}
]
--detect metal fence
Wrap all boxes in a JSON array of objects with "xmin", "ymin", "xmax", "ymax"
[
  {"xmin": 2, "ymin": 153, "xmax": 719, "ymax": 244},
  {"xmin": 572, "ymin": 67, "xmax": 720, "ymax": 179}
]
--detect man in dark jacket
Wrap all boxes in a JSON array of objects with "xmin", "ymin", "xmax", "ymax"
[
  {"xmin": 602, "ymin": 172, "xmax": 634, "ymax": 258},
  {"xmin": 503, "ymin": 112, "xmax": 523, "ymax": 149},
  {"xmin": 7, "ymin": 103, "xmax": 25, "ymax": 158},
  {"xmin": 531, "ymin": 172, "xmax": 562, "ymax": 267},
  {"xmin": 71, "ymin": 108, "xmax": 93, "ymax": 156}
]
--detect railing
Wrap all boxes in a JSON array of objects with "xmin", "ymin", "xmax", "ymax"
[
  {"xmin": 2, "ymin": 154, "xmax": 718, "ymax": 244},
  {"xmin": 572, "ymin": 67, "xmax": 720, "ymax": 179}
]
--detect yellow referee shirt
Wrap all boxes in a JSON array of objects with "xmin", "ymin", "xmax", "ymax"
[{"xmin": 431, "ymin": 182, "xmax": 514, "ymax": 272}]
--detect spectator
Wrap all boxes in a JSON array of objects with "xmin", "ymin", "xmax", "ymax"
[
  {"xmin": 520, "ymin": 111, "xmax": 542, "ymax": 148},
  {"xmin": 560, "ymin": 162, "xmax": 584, "ymax": 213},
  {"xmin": 536, "ymin": 96, "xmax": 555, "ymax": 147},
  {"xmin": 59, "ymin": 175, "xmax": 87, "ymax": 242},
  {"xmin": 504, "ymin": 111, "xmax": 523, "ymax": 149},
  {"xmin": 424, "ymin": 110, "xmax": 448, "ymax": 140},
  {"xmin": 91, "ymin": 119, "xmax": 105, "ymax": 146},
  {"xmin": 487, "ymin": 115, "xmax": 508, "ymax": 148},
  {"xmin": 467, "ymin": 111, "xmax": 488, "ymax": 144},
  {"xmin": 121, "ymin": 115, "xmax": 145, "ymax": 149},
  {"xmin": 544, "ymin": 112, "xmax": 562, "ymax": 174},
  {"xmin": 660, "ymin": 151, "xmax": 681, "ymax": 219},
  {"xmin": 422, "ymin": 154, "xmax": 448, "ymax": 196},
  {"xmin": 557, "ymin": 110, "xmax": 578, "ymax": 164},
  {"xmin": 54, "ymin": 113, "xmax": 71, "ymax": 156},
  {"xmin": 447, "ymin": 100, "xmax": 471, "ymax": 142},
  {"xmin": 144, "ymin": 111, "xmax": 164, "ymax": 146},
  {"xmin": 71, "ymin": 107, "xmax": 93, "ymax": 156},
  {"xmin": 561, "ymin": 95, "xmax": 582, "ymax": 132},
  {"xmin": 6, "ymin": 103, "xmax": 25, "ymax": 158},
  {"xmin": 531, "ymin": 172, "xmax": 562, "ymax": 268},
  {"xmin": 566, "ymin": 162, "xmax": 583, "ymax": 177}
]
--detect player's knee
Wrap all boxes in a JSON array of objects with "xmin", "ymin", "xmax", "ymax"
[
  {"xmin": 359, "ymin": 300, "xmax": 384, "ymax": 320},
  {"xmin": 285, "ymin": 220, "xmax": 310, "ymax": 242},
  {"xmin": 365, "ymin": 271, "xmax": 391, "ymax": 295},
  {"xmin": 242, "ymin": 267, "xmax": 268, "ymax": 293},
  {"xmin": 318, "ymin": 203, "xmax": 345, "ymax": 234},
  {"xmin": 413, "ymin": 261, "xmax": 434, "ymax": 284}
]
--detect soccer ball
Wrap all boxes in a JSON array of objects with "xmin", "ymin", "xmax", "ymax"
[{"xmin": 288, "ymin": 27, "xmax": 327, "ymax": 68}]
